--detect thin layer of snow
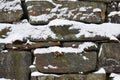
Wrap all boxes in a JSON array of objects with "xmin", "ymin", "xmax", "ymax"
[
  {"xmin": 108, "ymin": 11, "xmax": 120, "ymax": 17},
  {"xmin": 98, "ymin": 45, "xmax": 103, "ymax": 57},
  {"xmin": 83, "ymin": 56, "xmax": 89, "ymax": 60},
  {"xmin": 31, "ymin": 71, "xmax": 60, "ymax": 77},
  {"xmin": 34, "ymin": 42, "xmax": 96, "ymax": 54},
  {"xmin": 43, "ymin": 65, "xmax": 58, "ymax": 69},
  {"xmin": 93, "ymin": 8, "xmax": 101, "ymax": 12},
  {"xmin": 0, "ymin": 20, "xmax": 57, "ymax": 43},
  {"xmin": 29, "ymin": 65, "xmax": 36, "ymax": 69},
  {"xmin": 110, "ymin": 73, "xmax": 120, "ymax": 80},
  {"xmin": 94, "ymin": 68, "xmax": 106, "ymax": 74},
  {"xmin": 0, "ymin": 0, "xmax": 22, "ymax": 11},
  {"xmin": 0, "ymin": 78, "xmax": 11, "ymax": 80}
]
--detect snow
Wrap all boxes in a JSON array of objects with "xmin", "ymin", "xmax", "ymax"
[
  {"xmin": 98, "ymin": 45, "xmax": 103, "ymax": 57},
  {"xmin": 108, "ymin": 11, "xmax": 120, "ymax": 17},
  {"xmin": 29, "ymin": 65, "xmax": 36, "ymax": 68},
  {"xmin": 0, "ymin": 19, "xmax": 120, "ymax": 43},
  {"xmin": 110, "ymin": 73, "xmax": 120, "ymax": 80},
  {"xmin": 0, "ymin": 78, "xmax": 11, "ymax": 80},
  {"xmin": 0, "ymin": 0, "xmax": 22, "ymax": 11},
  {"xmin": 43, "ymin": 65, "xmax": 58, "ymax": 69},
  {"xmin": 93, "ymin": 8, "xmax": 101, "ymax": 12},
  {"xmin": 34, "ymin": 42, "xmax": 96, "ymax": 54},
  {"xmin": 31, "ymin": 71, "xmax": 60, "ymax": 77},
  {"xmin": 94, "ymin": 68, "xmax": 106, "ymax": 74}
]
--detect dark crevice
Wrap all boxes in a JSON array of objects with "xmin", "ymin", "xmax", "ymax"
[{"xmin": 20, "ymin": 0, "xmax": 28, "ymax": 20}]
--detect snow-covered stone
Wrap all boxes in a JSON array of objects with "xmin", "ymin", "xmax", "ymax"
[
  {"xmin": 26, "ymin": 0, "xmax": 106, "ymax": 24},
  {"xmin": 0, "ymin": 0, "xmax": 23, "ymax": 23}
]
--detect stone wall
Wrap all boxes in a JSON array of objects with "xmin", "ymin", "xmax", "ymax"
[{"xmin": 0, "ymin": 0, "xmax": 120, "ymax": 80}]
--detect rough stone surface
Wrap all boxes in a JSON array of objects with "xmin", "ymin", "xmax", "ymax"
[
  {"xmin": 26, "ymin": 1, "xmax": 106, "ymax": 25},
  {"xmin": 0, "ymin": 50, "xmax": 32, "ymax": 80},
  {"xmin": 99, "ymin": 43, "xmax": 120, "ymax": 73},
  {"xmin": 0, "ymin": 43, "xmax": 5, "ymax": 51},
  {"xmin": 35, "ymin": 52, "xmax": 97, "ymax": 73},
  {"xmin": 6, "ymin": 42, "xmax": 61, "ymax": 50},
  {"xmin": 0, "ymin": 0, "xmax": 23, "ymax": 23},
  {"xmin": 32, "ymin": 74, "xmax": 106, "ymax": 80},
  {"xmin": 108, "ymin": 13, "xmax": 120, "ymax": 23}
]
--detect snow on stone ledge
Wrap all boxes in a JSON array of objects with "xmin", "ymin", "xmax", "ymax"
[
  {"xmin": 31, "ymin": 71, "xmax": 60, "ymax": 77},
  {"xmin": 108, "ymin": 11, "xmax": 120, "ymax": 17},
  {"xmin": 34, "ymin": 42, "xmax": 96, "ymax": 54},
  {"xmin": 1, "ymin": 19, "xmax": 120, "ymax": 43},
  {"xmin": 94, "ymin": 68, "xmax": 106, "ymax": 74},
  {"xmin": 110, "ymin": 73, "xmax": 120, "ymax": 80},
  {"xmin": 0, "ymin": 0, "xmax": 22, "ymax": 11}
]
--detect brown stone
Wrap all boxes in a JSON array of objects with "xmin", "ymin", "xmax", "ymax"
[{"xmin": 6, "ymin": 42, "xmax": 61, "ymax": 50}]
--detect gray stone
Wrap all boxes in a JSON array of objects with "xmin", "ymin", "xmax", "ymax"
[
  {"xmin": 26, "ymin": 1, "xmax": 106, "ymax": 25},
  {"xmin": 108, "ymin": 12, "xmax": 120, "ymax": 23},
  {"xmin": 0, "ymin": 0, "xmax": 23, "ymax": 23},
  {"xmin": 99, "ymin": 43, "xmax": 120, "ymax": 73},
  {"xmin": 86, "ymin": 74, "xmax": 106, "ymax": 80},
  {"xmin": 0, "ymin": 50, "xmax": 32, "ymax": 80},
  {"xmin": 32, "ymin": 73, "xmax": 106, "ymax": 80},
  {"xmin": 106, "ymin": 2, "xmax": 117, "ymax": 14},
  {"xmin": 35, "ymin": 52, "xmax": 97, "ymax": 73},
  {"xmin": 0, "ymin": 28, "xmax": 10, "ymax": 38},
  {"xmin": 0, "ymin": 43, "xmax": 5, "ymax": 51}
]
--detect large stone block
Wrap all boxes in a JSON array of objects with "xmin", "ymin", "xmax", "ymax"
[
  {"xmin": 99, "ymin": 43, "xmax": 120, "ymax": 73},
  {"xmin": 34, "ymin": 51, "xmax": 97, "ymax": 73},
  {"xmin": 0, "ymin": 0, "xmax": 23, "ymax": 23},
  {"xmin": 0, "ymin": 50, "xmax": 32, "ymax": 80},
  {"xmin": 26, "ymin": 1, "xmax": 106, "ymax": 25}
]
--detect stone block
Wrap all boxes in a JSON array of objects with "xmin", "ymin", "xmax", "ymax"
[
  {"xmin": 99, "ymin": 43, "xmax": 120, "ymax": 73},
  {"xmin": 0, "ymin": 0, "xmax": 23, "ymax": 23},
  {"xmin": 35, "ymin": 51, "xmax": 97, "ymax": 73},
  {"xmin": 0, "ymin": 50, "xmax": 32, "ymax": 80},
  {"xmin": 26, "ymin": 1, "xmax": 106, "ymax": 25}
]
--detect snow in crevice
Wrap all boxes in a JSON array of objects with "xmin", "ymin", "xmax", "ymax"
[{"xmin": 110, "ymin": 73, "xmax": 120, "ymax": 80}]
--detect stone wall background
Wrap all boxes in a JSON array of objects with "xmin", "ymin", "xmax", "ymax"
[{"xmin": 0, "ymin": 0, "xmax": 120, "ymax": 80}]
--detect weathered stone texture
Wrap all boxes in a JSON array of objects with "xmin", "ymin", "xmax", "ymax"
[
  {"xmin": 6, "ymin": 42, "xmax": 61, "ymax": 50},
  {"xmin": 35, "ymin": 52, "xmax": 97, "ymax": 73},
  {"xmin": 0, "ymin": 0, "xmax": 23, "ymax": 23},
  {"xmin": 0, "ymin": 50, "xmax": 32, "ymax": 80},
  {"xmin": 26, "ymin": 1, "xmax": 106, "ymax": 25},
  {"xmin": 99, "ymin": 43, "xmax": 120, "ymax": 73},
  {"xmin": 31, "ymin": 74, "xmax": 106, "ymax": 80}
]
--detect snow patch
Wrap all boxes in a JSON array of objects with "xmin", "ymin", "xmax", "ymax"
[
  {"xmin": 0, "ymin": 78, "xmax": 12, "ymax": 80},
  {"xmin": 34, "ymin": 42, "xmax": 96, "ymax": 54},
  {"xmin": 108, "ymin": 11, "xmax": 120, "ymax": 17},
  {"xmin": 93, "ymin": 8, "xmax": 101, "ymax": 12},
  {"xmin": 43, "ymin": 65, "xmax": 58, "ymax": 69},
  {"xmin": 110, "ymin": 73, "xmax": 120, "ymax": 80},
  {"xmin": 31, "ymin": 71, "xmax": 60, "ymax": 77},
  {"xmin": 94, "ymin": 68, "xmax": 106, "ymax": 74}
]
